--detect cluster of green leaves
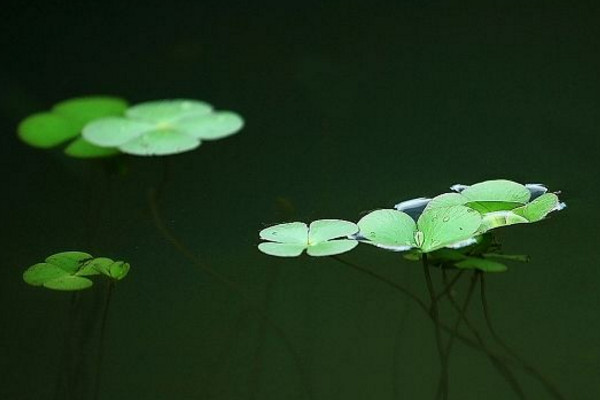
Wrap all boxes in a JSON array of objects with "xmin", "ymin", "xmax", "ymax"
[
  {"xmin": 257, "ymin": 179, "xmax": 565, "ymax": 272},
  {"xmin": 18, "ymin": 96, "xmax": 127, "ymax": 158},
  {"xmin": 23, "ymin": 251, "xmax": 130, "ymax": 291},
  {"xmin": 18, "ymin": 97, "xmax": 244, "ymax": 157}
]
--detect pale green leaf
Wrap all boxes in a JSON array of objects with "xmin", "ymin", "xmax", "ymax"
[
  {"xmin": 307, "ymin": 239, "xmax": 358, "ymax": 256},
  {"xmin": 460, "ymin": 179, "xmax": 530, "ymax": 210},
  {"xmin": 512, "ymin": 193, "xmax": 561, "ymax": 222},
  {"xmin": 83, "ymin": 117, "xmax": 154, "ymax": 147},
  {"xmin": 177, "ymin": 111, "xmax": 244, "ymax": 140},
  {"xmin": 126, "ymin": 99, "xmax": 213, "ymax": 123},
  {"xmin": 418, "ymin": 206, "xmax": 482, "ymax": 253},
  {"xmin": 118, "ymin": 129, "xmax": 200, "ymax": 156},
  {"xmin": 424, "ymin": 193, "xmax": 467, "ymax": 211},
  {"xmin": 357, "ymin": 209, "xmax": 417, "ymax": 250},
  {"xmin": 308, "ymin": 219, "xmax": 358, "ymax": 244},
  {"xmin": 478, "ymin": 211, "xmax": 529, "ymax": 233},
  {"xmin": 259, "ymin": 222, "xmax": 308, "ymax": 244},
  {"xmin": 258, "ymin": 242, "xmax": 306, "ymax": 257}
]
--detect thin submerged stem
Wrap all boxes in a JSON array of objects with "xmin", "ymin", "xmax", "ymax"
[
  {"xmin": 421, "ymin": 254, "xmax": 448, "ymax": 400},
  {"xmin": 432, "ymin": 269, "xmax": 464, "ymax": 308},
  {"xmin": 443, "ymin": 271, "xmax": 478, "ymax": 356},
  {"xmin": 444, "ymin": 271, "xmax": 526, "ymax": 400},
  {"xmin": 333, "ymin": 255, "xmax": 527, "ymax": 399},
  {"xmin": 479, "ymin": 273, "xmax": 565, "ymax": 400},
  {"xmin": 434, "ymin": 270, "xmax": 478, "ymax": 399},
  {"xmin": 93, "ymin": 280, "xmax": 114, "ymax": 400},
  {"xmin": 148, "ymin": 183, "xmax": 315, "ymax": 400}
]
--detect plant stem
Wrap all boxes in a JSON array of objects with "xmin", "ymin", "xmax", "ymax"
[
  {"xmin": 432, "ymin": 269, "xmax": 464, "ymax": 310},
  {"xmin": 93, "ymin": 280, "xmax": 114, "ymax": 400},
  {"xmin": 333, "ymin": 256, "xmax": 526, "ymax": 399},
  {"xmin": 434, "ymin": 271, "xmax": 478, "ymax": 399},
  {"xmin": 421, "ymin": 254, "xmax": 448, "ymax": 400},
  {"xmin": 444, "ymin": 271, "xmax": 478, "ymax": 356},
  {"xmin": 147, "ymin": 186, "xmax": 315, "ymax": 400},
  {"xmin": 479, "ymin": 273, "xmax": 565, "ymax": 400}
]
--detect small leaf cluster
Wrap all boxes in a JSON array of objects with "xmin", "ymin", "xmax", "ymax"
[
  {"xmin": 257, "ymin": 179, "xmax": 565, "ymax": 272},
  {"xmin": 18, "ymin": 97, "xmax": 244, "ymax": 158},
  {"xmin": 22, "ymin": 251, "xmax": 130, "ymax": 291}
]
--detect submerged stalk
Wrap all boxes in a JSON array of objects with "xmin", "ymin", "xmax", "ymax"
[
  {"xmin": 93, "ymin": 280, "xmax": 114, "ymax": 400},
  {"xmin": 422, "ymin": 254, "xmax": 449, "ymax": 400},
  {"xmin": 148, "ymin": 183, "xmax": 315, "ymax": 400},
  {"xmin": 479, "ymin": 273, "xmax": 565, "ymax": 400}
]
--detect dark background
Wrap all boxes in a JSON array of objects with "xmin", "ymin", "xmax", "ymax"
[{"xmin": 1, "ymin": 1, "xmax": 599, "ymax": 399}]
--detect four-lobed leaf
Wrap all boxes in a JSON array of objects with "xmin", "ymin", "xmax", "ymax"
[
  {"xmin": 82, "ymin": 99, "xmax": 244, "ymax": 156},
  {"xmin": 23, "ymin": 251, "xmax": 130, "ymax": 291},
  {"xmin": 258, "ymin": 219, "xmax": 359, "ymax": 257}
]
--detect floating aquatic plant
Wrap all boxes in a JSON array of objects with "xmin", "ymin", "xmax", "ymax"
[
  {"xmin": 258, "ymin": 219, "xmax": 358, "ymax": 257},
  {"xmin": 257, "ymin": 179, "xmax": 567, "ymax": 399},
  {"xmin": 82, "ymin": 99, "xmax": 244, "ymax": 156},
  {"xmin": 258, "ymin": 179, "xmax": 565, "ymax": 266},
  {"xmin": 18, "ymin": 96, "xmax": 128, "ymax": 158},
  {"xmin": 23, "ymin": 251, "xmax": 130, "ymax": 291}
]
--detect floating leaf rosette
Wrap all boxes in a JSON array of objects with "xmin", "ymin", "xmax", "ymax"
[
  {"xmin": 23, "ymin": 251, "xmax": 130, "ymax": 291},
  {"xmin": 17, "ymin": 96, "xmax": 128, "ymax": 158},
  {"xmin": 82, "ymin": 99, "xmax": 244, "ymax": 156},
  {"xmin": 395, "ymin": 180, "xmax": 566, "ymax": 235},
  {"xmin": 258, "ymin": 219, "xmax": 359, "ymax": 257}
]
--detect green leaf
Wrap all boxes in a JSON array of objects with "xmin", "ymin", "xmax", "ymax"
[
  {"xmin": 18, "ymin": 112, "xmax": 81, "ymax": 148},
  {"xmin": 455, "ymin": 257, "xmax": 508, "ymax": 273},
  {"xmin": 258, "ymin": 220, "xmax": 358, "ymax": 257},
  {"xmin": 308, "ymin": 219, "xmax": 358, "ymax": 244},
  {"xmin": 109, "ymin": 261, "xmax": 130, "ymax": 280},
  {"xmin": 478, "ymin": 211, "xmax": 529, "ymax": 233},
  {"xmin": 424, "ymin": 193, "xmax": 466, "ymax": 211},
  {"xmin": 260, "ymin": 222, "xmax": 308, "ymax": 244},
  {"xmin": 177, "ymin": 111, "xmax": 244, "ymax": 140},
  {"xmin": 23, "ymin": 263, "xmax": 69, "ymax": 286},
  {"xmin": 126, "ymin": 99, "xmax": 213, "ymax": 123},
  {"xmin": 417, "ymin": 206, "xmax": 482, "ymax": 253},
  {"xmin": 45, "ymin": 251, "xmax": 93, "ymax": 274},
  {"xmin": 306, "ymin": 240, "xmax": 358, "ymax": 257},
  {"xmin": 512, "ymin": 193, "xmax": 561, "ymax": 222},
  {"xmin": 465, "ymin": 201, "xmax": 526, "ymax": 213},
  {"xmin": 258, "ymin": 242, "xmax": 307, "ymax": 257},
  {"xmin": 64, "ymin": 137, "xmax": 120, "ymax": 158},
  {"xmin": 82, "ymin": 117, "xmax": 154, "ymax": 147},
  {"xmin": 83, "ymin": 257, "xmax": 115, "ymax": 277},
  {"xmin": 484, "ymin": 253, "xmax": 530, "ymax": 262},
  {"xmin": 460, "ymin": 179, "xmax": 530, "ymax": 211},
  {"xmin": 118, "ymin": 129, "xmax": 200, "ymax": 156},
  {"xmin": 357, "ymin": 209, "xmax": 417, "ymax": 250},
  {"xmin": 43, "ymin": 275, "xmax": 94, "ymax": 291},
  {"xmin": 52, "ymin": 96, "xmax": 128, "ymax": 130}
]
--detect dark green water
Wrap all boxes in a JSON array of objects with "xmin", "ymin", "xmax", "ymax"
[{"xmin": 2, "ymin": 1, "xmax": 599, "ymax": 399}]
